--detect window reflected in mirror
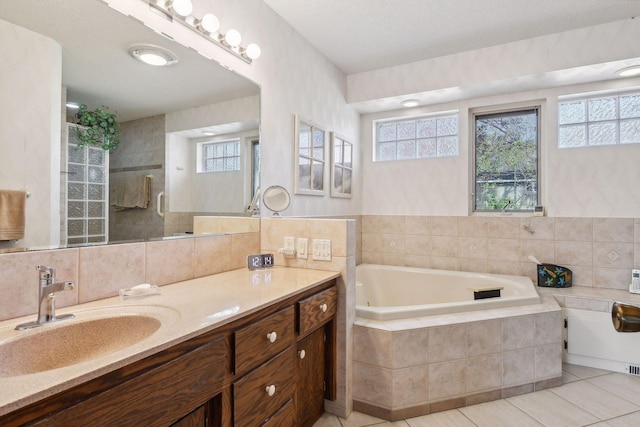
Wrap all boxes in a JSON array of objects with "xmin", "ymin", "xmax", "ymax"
[
  {"xmin": 330, "ymin": 133, "xmax": 352, "ymax": 198},
  {"xmin": 294, "ymin": 115, "xmax": 326, "ymax": 195}
]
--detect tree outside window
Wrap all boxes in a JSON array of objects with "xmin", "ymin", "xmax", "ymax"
[{"xmin": 474, "ymin": 107, "xmax": 540, "ymax": 212}]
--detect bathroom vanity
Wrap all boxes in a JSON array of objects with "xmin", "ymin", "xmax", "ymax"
[{"xmin": 0, "ymin": 267, "xmax": 339, "ymax": 427}]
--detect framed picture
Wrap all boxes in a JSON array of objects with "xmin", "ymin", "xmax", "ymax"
[
  {"xmin": 294, "ymin": 115, "xmax": 326, "ymax": 195},
  {"xmin": 330, "ymin": 132, "xmax": 353, "ymax": 198}
]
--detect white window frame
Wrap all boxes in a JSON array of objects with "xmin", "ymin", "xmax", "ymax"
[
  {"xmin": 558, "ymin": 90, "xmax": 640, "ymax": 148},
  {"xmin": 471, "ymin": 104, "xmax": 541, "ymax": 214},
  {"xmin": 373, "ymin": 111, "xmax": 459, "ymax": 162},
  {"xmin": 199, "ymin": 139, "xmax": 241, "ymax": 173},
  {"xmin": 294, "ymin": 114, "xmax": 326, "ymax": 196}
]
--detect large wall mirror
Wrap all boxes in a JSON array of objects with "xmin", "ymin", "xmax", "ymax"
[{"xmin": 0, "ymin": 0, "xmax": 260, "ymax": 251}]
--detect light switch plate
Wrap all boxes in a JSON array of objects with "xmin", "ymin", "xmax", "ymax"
[
  {"xmin": 312, "ymin": 239, "xmax": 331, "ymax": 261},
  {"xmin": 297, "ymin": 238, "xmax": 308, "ymax": 259}
]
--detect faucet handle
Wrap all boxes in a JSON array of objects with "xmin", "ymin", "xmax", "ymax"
[{"xmin": 36, "ymin": 265, "xmax": 55, "ymax": 280}]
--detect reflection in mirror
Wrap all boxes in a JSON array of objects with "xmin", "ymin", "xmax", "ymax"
[
  {"xmin": 294, "ymin": 115, "xmax": 325, "ymax": 196},
  {"xmin": 330, "ymin": 133, "xmax": 353, "ymax": 198},
  {"xmin": 0, "ymin": 0, "xmax": 260, "ymax": 251},
  {"xmin": 262, "ymin": 186, "xmax": 291, "ymax": 216}
]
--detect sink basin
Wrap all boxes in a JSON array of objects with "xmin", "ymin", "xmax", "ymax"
[{"xmin": 0, "ymin": 315, "xmax": 161, "ymax": 377}]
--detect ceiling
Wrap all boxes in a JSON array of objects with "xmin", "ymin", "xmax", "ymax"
[
  {"xmin": 0, "ymin": 0, "xmax": 259, "ymax": 122},
  {"xmin": 265, "ymin": 0, "xmax": 640, "ymax": 75}
]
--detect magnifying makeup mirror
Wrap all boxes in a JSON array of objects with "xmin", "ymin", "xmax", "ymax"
[{"xmin": 262, "ymin": 185, "xmax": 290, "ymax": 216}]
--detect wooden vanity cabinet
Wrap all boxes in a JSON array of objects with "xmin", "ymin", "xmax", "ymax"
[
  {"xmin": 296, "ymin": 286, "xmax": 337, "ymax": 427},
  {"xmin": 0, "ymin": 278, "xmax": 338, "ymax": 427}
]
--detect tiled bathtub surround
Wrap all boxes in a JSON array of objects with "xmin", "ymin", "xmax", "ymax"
[
  {"xmin": 361, "ymin": 215, "xmax": 640, "ymax": 290},
  {"xmin": 352, "ymin": 296, "xmax": 563, "ymax": 421},
  {"xmin": 0, "ymin": 232, "xmax": 260, "ymax": 321}
]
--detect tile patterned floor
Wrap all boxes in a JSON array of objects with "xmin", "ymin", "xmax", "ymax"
[{"xmin": 314, "ymin": 364, "xmax": 640, "ymax": 427}]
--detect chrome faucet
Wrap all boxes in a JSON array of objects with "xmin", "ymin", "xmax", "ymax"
[{"xmin": 15, "ymin": 265, "xmax": 75, "ymax": 330}]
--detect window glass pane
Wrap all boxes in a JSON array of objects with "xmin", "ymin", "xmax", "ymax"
[
  {"xmin": 475, "ymin": 109, "xmax": 538, "ymax": 211},
  {"xmin": 313, "ymin": 129, "xmax": 325, "ymax": 147},
  {"xmin": 588, "ymin": 122, "xmax": 617, "ymax": 145},
  {"xmin": 333, "ymin": 167, "xmax": 343, "ymax": 192},
  {"xmin": 377, "ymin": 123, "xmax": 396, "ymax": 142},
  {"xmin": 343, "ymin": 169, "xmax": 352, "ymax": 194},
  {"xmin": 378, "ymin": 142, "xmax": 396, "ymax": 161},
  {"xmin": 344, "ymin": 142, "xmax": 352, "ymax": 166},
  {"xmin": 88, "ymin": 219, "xmax": 104, "ymax": 235},
  {"xmin": 312, "ymin": 162, "xmax": 324, "ymax": 191},
  {"xmin": 68, "ymin": 183, "xmax": 85, "ymax": 200},
  {"xmin": 416, "ymin": 119, "xmax": 436, "ymax": 138},
  {"xmin": 397, "ymin": 122, "xmax": 416, "ymax": 140},
  {"xmin": 397, "ymin": 140, "xmax": 416, "ymax": 159},
  {"xmin": 88, "ymin": 148, "xmax": 104, "ymax": 165},
  {"xmin": 87, "ymin": 184, "xmax": 104, "ymax": 200},
  {"xmin": 214, "ymin": 158, "xmax": 224, "ymax": 171},
  {"xmin": 67, "ymin": 219, "xmax": 85, "ymax": 236},
  {"xmin": 68, "ymin": 201, "xmax": 85, "ymax": 218},
  {"xmin": 558, "ymin": 125, "xmax": 587, "ymax": 148},
  {"xmin": 437, "ymin": 116, "xmax": 458, "ymax": 136},
  {"xmin": 559, "ymin": 101, "xmax": 586, "ymax": 124},
  {"xmin": 620, "ymin": 95, "xmax": 640, "ymax": 119},
  {"xmin": 620, "ymin": 119, "xmax": 640, "ymax": 144},
  {"xmin": 88, "ymin": 201, "xmax": 104, "ymax": 217},
  {"xmin": 214, "ymin": 144, "xmax": 224, "ymax": 157},
  {"xmin": 588, "ymin": 97, "xmax": 617, "ymax": 122},
  {"xmin": 437, "ymin": 136, "xmax": 459, "ymax": 157},
  {"xmin": 417, "ymin": 138, "xmax": 437, "ymax": 158},
  {"xmin": 334, "ymin": 140, "xmax": 343, "ymax": 165},
  {"xmin": 298, "ymin": 157, "xmax": 311, "ymax": 190},
  {"xmin": 88, "ymin": 166, "xmax": 104, "ymax": 183},
  {"xmin": 68, "ymin": 164, "xmax": 86, "ymax": 182},
  {"xmin": 68, "ymin": 145, "xmax": 85, "ymax": 163}
]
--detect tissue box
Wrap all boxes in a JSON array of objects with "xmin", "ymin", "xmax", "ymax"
[{"xmin": 537, "ymin": 264, "xmax": 572, "ymax": 288}]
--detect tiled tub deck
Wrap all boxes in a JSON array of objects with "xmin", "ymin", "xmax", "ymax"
[{"xmin": 352, "ymin": 294, "xmax": 563, "ymax": 421}]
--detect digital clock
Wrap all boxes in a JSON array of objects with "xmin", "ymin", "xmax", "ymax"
[{"xmin": 247, "ymin": 254, "xmax": 275, "ymax": 270}]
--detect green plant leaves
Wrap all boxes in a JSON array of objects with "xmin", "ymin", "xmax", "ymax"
[{"xmin": 74, "ymin": 104, "xmax": 120, "ymax": 152}]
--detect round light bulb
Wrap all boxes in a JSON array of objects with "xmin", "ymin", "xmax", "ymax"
[
  {"xmin": 224, "ymin": 29, "xmax": 242, "ymax": 47},
  {"xmin": 199, "ymin": 13, "xmax": 220, "ymax": 34},
  {"xmin": 169, "ymin": 0, "xmax": 193, "ymax": 17},
  {"xmin": 139, "ymin": 52, "xmax": 168, "ymax": 66},
  {"xmin": 402, "ymin": 99, "xmax": 419, "ymax": 108},
  {"xmin": 245, "ymin": 43, "xmax": 261, "ymax": 60}
]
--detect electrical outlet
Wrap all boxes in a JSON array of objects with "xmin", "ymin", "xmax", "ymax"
[
  {"xmin": 312, "ymin": 239, "xmax": 331, "ymax": 261},
  {"xmin": 283, "ymin": 236, "xmax": 295, "ymax": 251},
  {"xmin": 297, "ymin": 238, "xmax": 308, "ymax": 259}
]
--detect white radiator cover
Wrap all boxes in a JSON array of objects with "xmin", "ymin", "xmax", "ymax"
[{"xmin": 564, "ymin": 308, "xmax": 640, "ymax": 374}]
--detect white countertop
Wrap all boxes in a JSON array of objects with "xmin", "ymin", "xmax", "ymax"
[{"xmin": 0, "ymin": 266, "xmax": 340, "ymax": 416}]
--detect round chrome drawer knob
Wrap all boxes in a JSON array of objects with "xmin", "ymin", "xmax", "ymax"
[
  {"xmin": 298, "ymin": 349, "xmax": 306, "ymax": 359},
  {"xmin": 266, "ymin": 331, "xmax": 277, "ymax": 343},
  {"xmin": 265, "ymin": 385, "xmax": 276, "ymax": 396},
  {"xmin": 320, "ymin": 303, "xmax": 328, "ymax": 312}
]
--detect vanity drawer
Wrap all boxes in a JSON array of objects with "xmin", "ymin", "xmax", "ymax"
[
  {"xmin": 298, "ymin": 286, "xmax": 337, "ymax": 336},
  {"xmin": 263, "ymin": 399, "xmax": 295, "ymax": 427},
  {"xmin": 234, "ymin": 306, "xmax": 294, "ymax": 374},
  {"xmin": 233, "ymin": 348, "xmax": 295, "ymax": 427}
]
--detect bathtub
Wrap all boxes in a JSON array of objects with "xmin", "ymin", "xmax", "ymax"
[{"xmin": 356, "ymin": 263, "xmax": 541, "ymax": 321}]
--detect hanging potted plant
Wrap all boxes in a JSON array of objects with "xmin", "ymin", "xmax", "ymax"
[{"xmin": 74, "ymin": 104, "xmax": 120, "ymax": 152}]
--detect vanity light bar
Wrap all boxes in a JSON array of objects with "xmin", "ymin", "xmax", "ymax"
[{"xmin": 146, "ymin": 0, "xmax": 260, "ymax": 64}]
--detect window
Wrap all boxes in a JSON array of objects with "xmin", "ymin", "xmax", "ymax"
[
  {"xmin": 330, "ymin": 133, "xmax": 353, "ymax": 198},
  {"xmin": 374, "ymin": 112, "xmax": 458, "ymax": 161},
  {"xmin": 473, "ymin": 107, "xmax": 540, "ymax": 212},
  {"xmin": 201, "ymin": 140, "xmax": 240, "ymax": 172},
  {"xmin": 558, "ymin": 92, "xmax": 640, "ymax": 148},
  {"xmin": 294, "ymin": 115, "xmax": 326, "ymax": 195}
]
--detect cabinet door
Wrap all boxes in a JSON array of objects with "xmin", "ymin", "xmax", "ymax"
[
  {"xmin": 170, "ymin": 404, "xmax": 207, "ymax": 427},
  {"xmin": 296, "ymin": 328, "xmax": 325, "ymax": 427}
]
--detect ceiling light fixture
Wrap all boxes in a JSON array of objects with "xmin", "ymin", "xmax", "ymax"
[
  {"xmin": 66, "ymin": 102, "xmax": 80, "ymax": 109},
  {"xmin": 129, "ymin": 44, "xmax": 178, "ymax": 67},
  {"xmin": 616, "ymin": 65, "xmax": 640, "ymax": 77},
  {"xmin": 147, "ymin": 0, "xmax": 261, "ymax": 65},
  {"xmin": 167, "ymin": 0, "xmax": 193, "ymax": 17},
  {"xmin": 402, "ymin": 99, "xmax": 420, "ymax": 108}
]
